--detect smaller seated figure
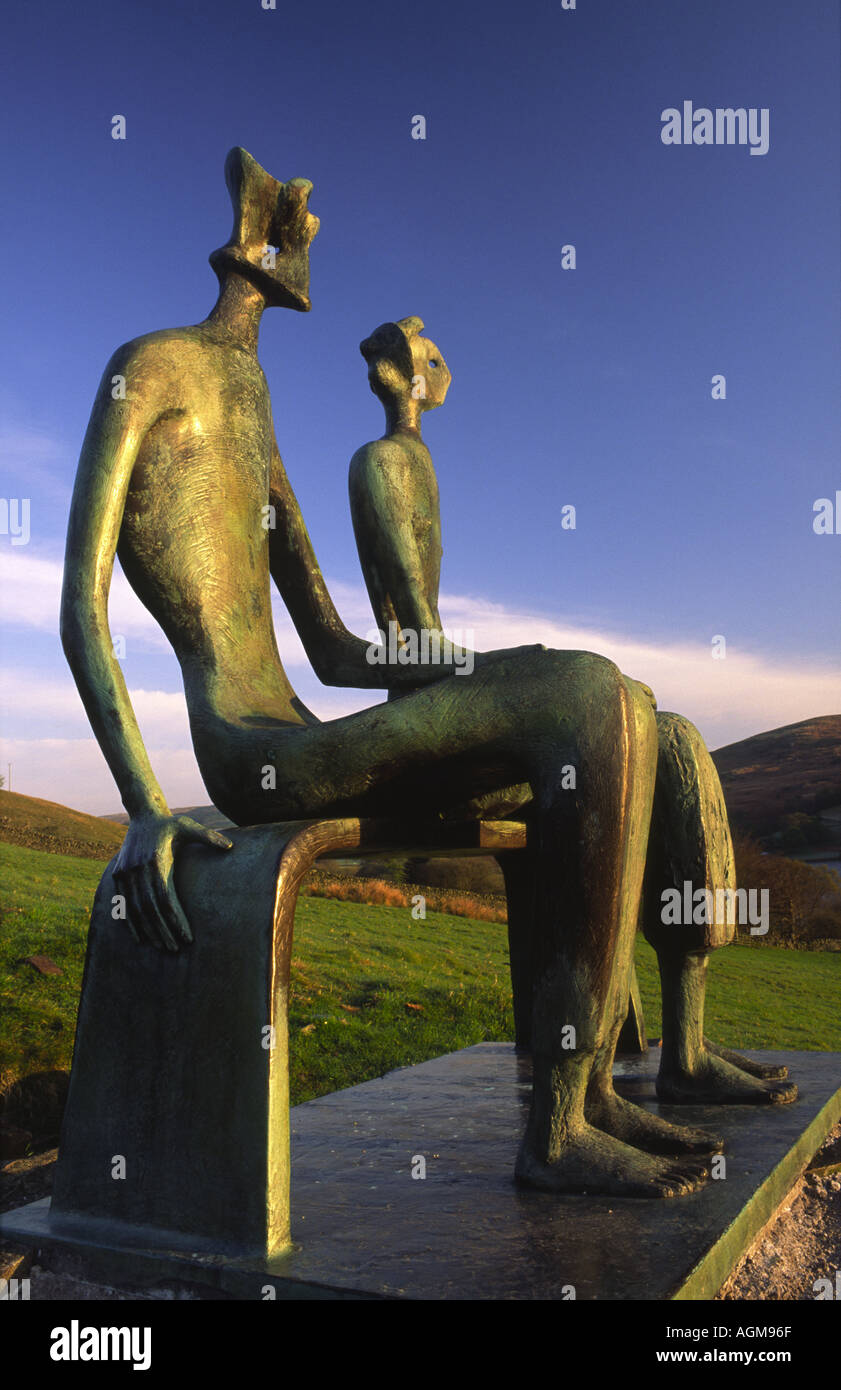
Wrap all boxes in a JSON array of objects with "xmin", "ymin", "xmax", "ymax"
[
  {"xmin": 349, "ymin": 317, "xmax": 452, "ymax": 696},
  {"xmin": 348, "ymin": 315, "xmax": 797, "ymax": 1126}
]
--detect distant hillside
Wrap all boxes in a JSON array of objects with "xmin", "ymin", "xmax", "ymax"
[
  {"xmin": 712, "ymin": 714, "xmax": 841, "ymax": 839},
  {"xmin": 0, "ymin": 791, "xmax": 126, "ymax": 861},
  {"xmin": 4, "ymin": 714, "xmax": 839, "ymax": 861}
]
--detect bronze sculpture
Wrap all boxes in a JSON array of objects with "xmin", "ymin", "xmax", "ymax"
[{"xmin": 60, "ymin": 149, "xmax": 794, "ymax": 1210}]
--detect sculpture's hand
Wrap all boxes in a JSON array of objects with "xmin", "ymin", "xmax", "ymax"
[
  {"xmin": 325, "ymin": 629, "xmax": 477, "ymax": 688},
  {"xmin": 113, "ymin": 813, "xmax": 233, "ymax": 952}
]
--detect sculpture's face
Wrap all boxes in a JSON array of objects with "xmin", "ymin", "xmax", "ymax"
[
  {"xmin": 260, "ymin": 179, "xmax": 320, "ymax": 311},
  {"xmin": 411, "ymin": 335, "xmax": 451, "ymax": 410},
  {"xmin": 361, "ymin": 318, "xmax": 451, "ymax": 415}
]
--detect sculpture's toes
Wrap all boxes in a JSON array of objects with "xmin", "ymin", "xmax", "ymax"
[
  {"xmin": 703, "ymin": 1037, "xmax": 789, "ymax": 1080},
  {"xmin": 514, "ymin": 1125, "xmax": 710, "ymax": 1198},
  {"xmin": 658, "ymin": 1053, "xmax": 798, "ymax": 1106},
  {"xmin": 587, "ymin": 1091, "xmax": 724, "ymax": 1154}
]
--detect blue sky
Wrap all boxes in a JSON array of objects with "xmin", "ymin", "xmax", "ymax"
[{"xmin": 1, "ymin": 0, "xmax": 839, "ymax": 812}]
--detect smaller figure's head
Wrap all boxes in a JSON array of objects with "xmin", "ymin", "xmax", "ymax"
[
  {"xmin": 360, "ymin": 317, "xmax": 451, "ymax": 415},
  {"xmin": 209, "ymin": 147, "xmax": 319, "ymax": 311}
]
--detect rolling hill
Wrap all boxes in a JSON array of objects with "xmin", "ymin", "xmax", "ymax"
[
  {"xmin": 1, "ymin": 713, "xmax": 839, "ymax": 858},
  {"xmin": 0, "ymin": 791, "xmax": 125, "ymax": 861},
  {"xmin": 711, "ymin": 714, "xmax": 841, "ymax": 840}
]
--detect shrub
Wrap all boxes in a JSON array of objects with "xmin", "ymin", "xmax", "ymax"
[
  {"xmin": 404, "ymin": 856, "xmax": 505, "ymax": 896},
  {"xmin": 301, "ymin": 875, "xmax": 507, "ymax": 923},
  {"xmin": 303, "ymin": 877, "xmax": 409, "ymax": 908},
  {"xmin": 733, "ymin": 835, "xmax": 840, "ymax": 945},
  {"xmin": 433, "ymin": 893, "xmax": 507, "ymax": 924}
]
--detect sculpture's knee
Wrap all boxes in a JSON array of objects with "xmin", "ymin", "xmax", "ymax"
[
  {"xmin": 542, "ymin": 649, "xmax": 627, "ymax": 715},
  {"xmin": 624, "ymin": 674, "xmax": 659, "ymax": 772},
  {"xmin": 573, "ymin": 654, "xmax": 658, "ymax": 760},
  {"xmin": 564, "ymin": 653, "xmax": 635, "ymax": 749},
  {"xmin": 655, "ymin": 710, "xmax": 705, "ymax": 758},
  {"xmin": 532, "ymin": 651, "xmax": 657, "ymax": 785}
]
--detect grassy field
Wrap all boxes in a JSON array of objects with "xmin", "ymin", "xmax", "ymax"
[{"xmin": 2, "ymin": 840, "xmax": 840, "ymax": 1105}]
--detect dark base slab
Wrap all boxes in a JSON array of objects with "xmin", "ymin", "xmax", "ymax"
[{"xmin": 3, "ymin": 1044, "xmax": 840, "ymax": 1301}]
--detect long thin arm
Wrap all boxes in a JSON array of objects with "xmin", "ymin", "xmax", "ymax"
[
  {"xmin": 60, "ymin": 362, "xmax": 170, "ymax": 818},
  {"xmin": 60, "ymin": 356, "xmax": 231, "ymax": 952}
]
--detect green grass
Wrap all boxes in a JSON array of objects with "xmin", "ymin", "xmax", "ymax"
[
  {"xmin": 2, "ymin": 841, "xmax": 839, "ymax": 1106},
  {"xmin": 633, "ymin": 936, "xmax": 841, "ymax": 1053},
  {"xmin": 0, "ymin": 843, "xmax": 102, "ymax": 1090},
  {"xmin": 288, "ymin": 894, "xmax": 513, "ymax": 1100}
]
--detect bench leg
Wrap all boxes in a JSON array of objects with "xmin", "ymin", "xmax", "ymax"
[{"xmin": 50, "ymin": 822, "xmax": 319, "ymax": 1259}]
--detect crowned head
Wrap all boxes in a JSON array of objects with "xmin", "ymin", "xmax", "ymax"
[{"xmin": 209, "ymin": 147, "xmax": 319, "ymax": 311}]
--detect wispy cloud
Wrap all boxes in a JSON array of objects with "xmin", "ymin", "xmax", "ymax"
[
  {"xmin": 0, "ymin": 426, "xmax": 74, "ymax": 500},
  {"xmin": 0, "ymin": 551, "xmax": 171, "ymax": 646},
  {"xmin": 0, "ymin": 668, "xmax": 192, "ymax": 744},
  {"xmin": 0, "ymin": 737, "xmax": 207, "ymax": 815}
]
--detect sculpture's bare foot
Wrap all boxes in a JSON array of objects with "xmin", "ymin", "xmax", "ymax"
[
  {"xmin": 514, "ymin": 1123, "xmax": 710, "ymax": 1197},
  {"xmin": 702, "ymin": 1037, "xmax": 789, "ymax": 1080},
  {"xmin": 657, "ymin": 1052, "xmax": 798, "ymax": 1105},
  {"xmin": 587, "ymin": 1090, "xmax": 723, "ymax": 1155}
]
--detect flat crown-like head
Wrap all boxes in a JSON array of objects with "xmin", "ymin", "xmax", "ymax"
[{"xmin": 209, "ymin": 147, "xmax": 319, "ymax": 310}]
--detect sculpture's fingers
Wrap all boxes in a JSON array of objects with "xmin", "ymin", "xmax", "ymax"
[
  {"xmin": 176, "ymin": 817, "xmax": 232, "ymax": 852},
  {"xmin": 134, "ymin": 864, "xmax": 181, "ymax": 953},
  {"xmin": 201, "ymin": 827, "xmax": 233, "ymax": 851},
  {"xmin": 152, "ymin": 857, "xmax": 194, "ymax": 946},
  {"xmin": 122, "ymin": 873, "xmax": 164, "ymax": 950}
]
